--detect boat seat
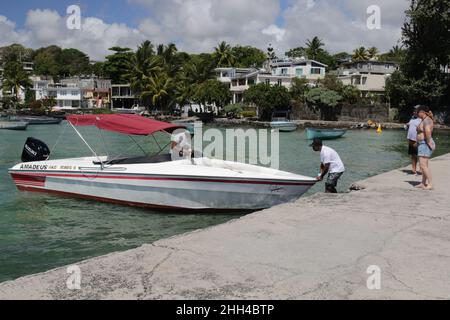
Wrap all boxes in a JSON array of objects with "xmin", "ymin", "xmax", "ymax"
[
  {"xmin": 95, "ymin": 154, "xmax": 172, "ymax": 165},
  {"xmin": 94, "ymin": 150, "xmax": 203, "ymax": 166}
]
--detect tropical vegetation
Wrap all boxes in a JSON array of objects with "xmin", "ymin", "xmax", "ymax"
[
  {"xmin": 386, "ymin": 0, "xmax": 450, "ymax": 120},
  {"xmin": 1, "ymin": 0, "xmax": 448, "ymax": 121}
]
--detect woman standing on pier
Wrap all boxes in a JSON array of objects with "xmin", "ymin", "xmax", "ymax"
[{"xmin": 416, "ymin": 105, "xmax": 436, "ymax": 190}]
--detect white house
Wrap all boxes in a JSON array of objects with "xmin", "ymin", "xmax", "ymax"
[
  {"xmin": 216, "ymin": 58, "xmax": 327, "ymax": 104},
  {"xmin": 31, "ymin": 76, "xmax": 54, "ymax": 100},
  {"xmin": 337, "ymin": 60, "xmax": 399, "ymax": 96},
  {"xmin": 32, "ymin": 76, "xmax": 112, "ymax": 109},
  {"xmin": 34, "ymin": 82, "xmax": 82, "ymax": 109}
]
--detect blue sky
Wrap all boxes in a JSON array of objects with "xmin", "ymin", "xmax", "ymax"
[
  {"xmin": 0, "ymin": 0, "xmax": 408, "ymax": 60},
  {"xmin": 0, "ymin": 0, "xmax": 294, "ymax": 28},
  {"xmin": 0, "ymin": 0, "xmax": 146, "ymax": 27}
]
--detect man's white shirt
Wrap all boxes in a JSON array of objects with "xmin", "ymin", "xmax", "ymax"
[{"xmin": 320, "ymin": 146, "xmax": 345, "ymax": 173}]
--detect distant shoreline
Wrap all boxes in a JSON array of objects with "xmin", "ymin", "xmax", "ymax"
[
  {"xmin": 2, "ymin": 112, "xmax": 450, "ymax": 130},
  {"xmin": 213, "ymin": 117, "xmax": 450, "ymax": 130}
]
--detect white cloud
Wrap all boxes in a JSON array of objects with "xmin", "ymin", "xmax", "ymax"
[
  {"xmin": 0, "ymin": 9, "xmax": 144, "ymax": 61},
  {"xmin": 0, "ymin": 15, "xmax": 26, "ymax": 46},
  {"xmin": 134, "ymin": 0, "xmax": 282, "ymax": 53},
  {"xmin": 281, "ymin": 0, "xmax": 409, "ymax": 54},
  {"xmin": 0, "ymin": 0, "xmax": 409, "ymax": 60},
  {"xmin": 262, "ymin": 25, "xmax": 287, "ymax": 42}
]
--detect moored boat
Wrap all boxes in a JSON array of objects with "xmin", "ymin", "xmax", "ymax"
[
  {"xmin": 171, "ymin": 120, "xmax": 195, "ymax": 135},
  {"xmin": 270, "ymin": 111, "xmax": 298, "ymax": 132},
  {"xmin": 0, "ymin": 121, "xmax": 29, "ymax": 131},
  {"xmin": 9, "ymin": 116, "xmax": 62, "ymax": 125},
  {"xmin": 9, "ymin": 114, "xmax": 316, "ymax": 211},
  {"xmin": 306, "ymin": 128, "xmax": 347, "ymax": 140}
]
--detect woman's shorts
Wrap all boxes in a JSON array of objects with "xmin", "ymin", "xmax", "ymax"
[{"xmin": 418, "ymin": 142, "xmax": 433, "ymax": 158}]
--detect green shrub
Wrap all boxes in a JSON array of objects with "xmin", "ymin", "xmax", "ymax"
[
  {"xmin": 29, "ymin": 100, "xmax": 43, "ymax": 110},
  {"xmin": 240, "ymin": 110, "xmax": 257, "ymax": 118},
  {"xmin": 224, "ymin": 103, "xmax": 244, "ymax": 118},
  {"xmin": 92, "ymin": 108, "xmax": 114, "ymax": 114}
]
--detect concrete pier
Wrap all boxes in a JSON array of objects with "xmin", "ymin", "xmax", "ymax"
[{"xmin": 1, "ymin": 154, "xmax": 450, "ymax": 300}]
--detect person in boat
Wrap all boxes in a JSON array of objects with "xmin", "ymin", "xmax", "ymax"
[
  {"xmin": 415, "ymin": 105, "xmax": 436, "ymax": 190},
  {"xmin": 170, "ymin": 129, "xmax": 192, "ymax": 160},
  {"xmin": 310, "ymin": 138, "xmax": 345, "ymax": 193},
  {"xmin": 406, "ymin": 106, "xmax": 422, "ymax": 175}
]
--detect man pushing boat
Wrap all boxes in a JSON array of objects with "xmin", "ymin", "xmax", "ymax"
[{"xmin": 310, "ymin": 138, "xmax": 345, "ymax": 193}]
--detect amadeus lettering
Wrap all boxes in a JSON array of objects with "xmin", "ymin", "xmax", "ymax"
[{"xmin": 20, "ymin": 164, "xmax": 48, "ymax": 170}]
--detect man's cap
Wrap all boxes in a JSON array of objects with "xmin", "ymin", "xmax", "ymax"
[
  {"xmin": 310, "ymin": 138, "xmax": 323, "ymax": 147},
  {"xmin": 416, "ymin": 105, "xmax": 430, "ymax": 113}
]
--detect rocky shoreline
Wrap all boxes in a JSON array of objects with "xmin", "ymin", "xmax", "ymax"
[{"xmin": 212, "ymin": 117, "xmax": 450, "ymax": 130}]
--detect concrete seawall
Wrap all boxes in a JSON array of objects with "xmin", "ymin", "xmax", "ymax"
[
  {"xmin": 213, "ymin": 118, "xmax": 450, "ymax": 130},
  {"xmin": 1, "ymin": 154, "xmax": 450, "ymax": 300}
]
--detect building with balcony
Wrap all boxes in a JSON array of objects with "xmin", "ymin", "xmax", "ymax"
[
  {"xmin": 111, "ymin": 84, "xmax": 139, "ymax": 110},
  {"xmin": 45, "ymin": 84, "xmax": 83, "ymax": 109},
  {"xmin": 61, "ymin": 77, "xmax": 111, "ymax": 109},
  {"xmin": 337, "ymin": 60, "xmax": 399, "ymax": 96},
  {"xmin": 32, "ymin": 76, "xmax": 112, "ymax": 109},
  {"xmin": 216, "ymin": 58, "xmax": 327, "ymax": 104}
]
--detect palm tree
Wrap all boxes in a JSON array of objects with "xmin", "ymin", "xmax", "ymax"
[
  {"xmin": 387, "ymin": 45, "xmax": 405, "ymax": 62},
  {"xmin": 352, "ymin": 47, "xmax": 369, "ymax": 61},
  {"xmin": 141, "ymin": 73, "xmax": 174, "ymax": 113},
  {"xmin": 126, "ymin": 41, "xmax": 162, "ymax": 95},
  {"xmin": 213, "ymin": 41, "xmax": 235, "ymax": 67},
  {"xmin": 156, "ymin": 43, "xmax": 181, "ymax": 77},
  {"xmin": 389, "ymin": 45, "xmax": 403, "ymax": 56},
  {"xmin": 127, "ymin": 56, "xmax": 163, "ymax": 95},
  {"xmin": 367, "ymin": 47, "xmax": 379, "ymax": 60},
  {"xmin": 183, "ymin": 60, "xmax": 215, "ymax": 84},
  {"xmin": 2, "ymin": 61, "xmax": 32, "ymax": 103},
  {"xmin": 305, "ymin": 36, "xmax": 325, "ymax": 59}
]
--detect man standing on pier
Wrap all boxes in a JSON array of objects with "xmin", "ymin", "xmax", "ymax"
[
  {"xmin": 310, "ymin": 138, "xmax": 345, "ymax": 193},
  {"xmin": 406, "ymin": 106, "xmax": 422, "ymax": 175}
]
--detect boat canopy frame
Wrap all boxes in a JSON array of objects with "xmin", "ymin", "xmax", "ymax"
[{"xmin": 51, "ymin": 115, "xmax": 186, "ymax": 167}]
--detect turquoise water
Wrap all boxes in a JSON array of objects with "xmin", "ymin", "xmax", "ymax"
[{"xmin": 1, "ymin": 123, "xmax": 449, "ymax": 282}]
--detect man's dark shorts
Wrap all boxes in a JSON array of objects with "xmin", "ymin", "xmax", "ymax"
[
  {"xmin": 326, "ymin": 172, "xmax": 344, "ymax": 189},
  {"xmin": 408, "ymin": 143, "xmax": 418, "ymax": 156}
]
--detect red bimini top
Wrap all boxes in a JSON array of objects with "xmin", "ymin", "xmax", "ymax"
[{"xmin": 67, "ymin": 114, "xmax": 185, "ymax": 136}]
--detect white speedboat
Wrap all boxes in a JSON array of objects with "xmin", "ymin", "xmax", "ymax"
[
  {"xmin": 270, "ymin": 111, "xmax": 298, "ymax": 132},
  {"xmin": 9, "ymin": 114, "xmax": 315, "ymax": 210}
]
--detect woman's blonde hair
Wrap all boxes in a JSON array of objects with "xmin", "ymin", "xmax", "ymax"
[{"xmin": 427, "ymin": 111, "xmax": 434, "ymax": 121}]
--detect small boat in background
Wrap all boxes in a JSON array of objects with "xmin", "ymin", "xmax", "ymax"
[
  {"xmin": 306, "ymin": 128, "xmax": 347, "ymax": 140},
  {"xmin": 0, "ymin": 121, "xmax": 29, "ymax": 131},
  {"xmin": 9, "ymin": 116, "xmax": 62, "ymax": 125},
  {"xmin": 172, "ymin": 120, "xmax": 195, "ymax": 135},
  {"xmin": 270, "ymin": 111, "xmax": 298, "ymax": 132}
]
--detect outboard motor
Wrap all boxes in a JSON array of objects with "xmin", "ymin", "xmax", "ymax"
[{"xmin": 21, "ymin": 137, "xmax": 50, "ymax": 163}]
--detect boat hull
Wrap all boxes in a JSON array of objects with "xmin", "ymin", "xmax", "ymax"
[
  {"xmin": 9, "ymin": 116, "xmax": 62, "ymax": 125},
  {"xmin": 306, "ymin": 128, "xmax": 346, "ymax": 140},
  {"xmin": 9, "ymin": 158, "xmax": 315, "ymax": 211},
  {"xmin": 0, "ymin": 121, "xmax": 29, "ymax": 130},
  {"xmin": 270, "ymin": 121, "xmax": 298, "ymax": 132}
]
